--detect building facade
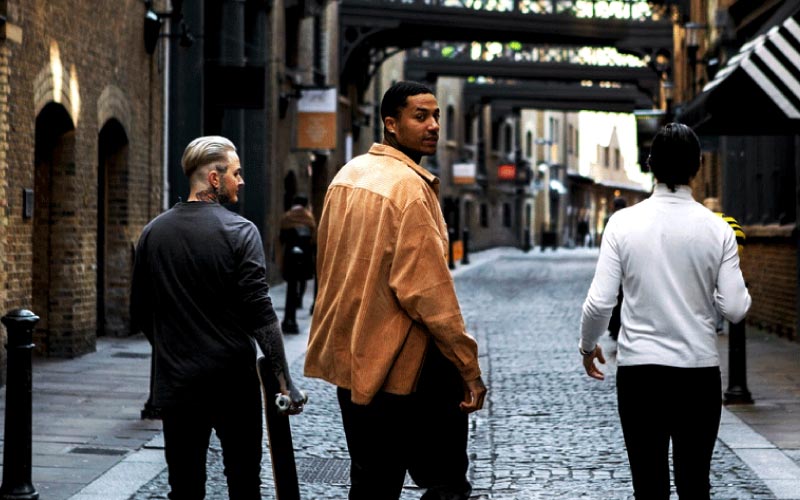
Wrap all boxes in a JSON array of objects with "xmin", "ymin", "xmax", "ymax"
[
  {"xmin": 676, "ymin": 0, "xmax": 800, "ymax": 339},
  {"xmin": 0, "ymin": 0, "xmax": 165, "ymax": 371}
]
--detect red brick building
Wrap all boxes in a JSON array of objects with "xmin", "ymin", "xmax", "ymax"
[{"xmin": 0, "ymin": 0, "xmax": 164, "ymax": 371}]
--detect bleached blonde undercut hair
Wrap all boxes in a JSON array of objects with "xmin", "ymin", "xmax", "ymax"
[{"xmin": 181, "ymin": 136, "xmax": 237, "ymax": 179}]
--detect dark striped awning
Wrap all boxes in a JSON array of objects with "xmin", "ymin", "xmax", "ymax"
[{"xmin": 678, "ymin": 7, "xmax": 800, "ymax": 135}]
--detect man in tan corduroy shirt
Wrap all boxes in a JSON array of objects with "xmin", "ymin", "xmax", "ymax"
[{"xmin": 305, "ymin": 81, "xmax": 487, "ymax": 500}]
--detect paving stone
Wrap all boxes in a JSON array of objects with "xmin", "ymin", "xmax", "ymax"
[{"xmin": 130, "ymin": 249, "xmax": 781, "ymax": 500}]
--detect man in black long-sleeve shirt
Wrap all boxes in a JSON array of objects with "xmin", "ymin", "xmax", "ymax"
[{"xmin": 131, "ymin": 136, "xmax": 305, "ymax": 500}]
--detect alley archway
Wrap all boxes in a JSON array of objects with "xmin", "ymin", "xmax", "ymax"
[
  {"xmin": 33, "ymin": 102, "xmax": 76, "ymax": 355},
  {"xmin": 97, "ymin": 119, "xmax": 130, "ymax": 337}
]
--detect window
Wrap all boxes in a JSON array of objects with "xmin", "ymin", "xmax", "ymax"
[
  {"xmin": 526, "ymin": 131, "xmax": 533, "ymax": 158},
  {"xmin": 480, "ymin": 203, "xmax": 489, "ymax": 228},
  {"xmin": 464, "ymin": 115, "xmax": 474, "ymax": 144},
  {"xmin": 446, "ymin": 105, "xmax": 455, "ymax": 141},
  {"xmin": 503, "ymin": 123, "xmax": 513, "ymax": 154},
  {"xmin": 615, "ymin": 148, "xmax": 621, "ymax": 170},
  {"xmin": 567, "ymin": 124, "xmax": 574, "ymax": 154}
]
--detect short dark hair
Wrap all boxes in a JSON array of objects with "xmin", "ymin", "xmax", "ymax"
[
  {"xmin": 612, "ymin": 197, "xmax": 627, "ymax": 211},
  {"xmin": 380, "ymin": 81, "xmax": 435, "ymax": 122},
  {"xmin": 291, "ymin": 194, "xmax": 308, "ymax": 207},
  {"xmin": 647, "ymin": 123, "xmax": 701, "ymax": 192}
]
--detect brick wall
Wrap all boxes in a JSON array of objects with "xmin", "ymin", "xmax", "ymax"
[
  {"xmin": 0, "ymin": 41, "xmax": 10, "ymax": 383},
  {"xmin": 740, "ymin": 228, "xmax": 797, "ymax": 340},
  {"xmin": 1, "ymin": 0, "xmax": 163, "ymax": 359}
]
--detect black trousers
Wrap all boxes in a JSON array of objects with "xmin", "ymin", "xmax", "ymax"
[
  {"xmin": 161, "ymin": 375, "xmax": 263, "ymax": 500},
  {"xmin": 337, "ymin": 344, "xmax": 471, "ymax": 500},
  {"xmin": 617, "ymin": 365, "xmax": 722, "ymax": 500}
]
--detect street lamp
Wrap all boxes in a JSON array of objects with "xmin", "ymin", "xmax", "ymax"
[
  {"xmin": 685, "ymin": 22, "xmax": 704, "ymax": 66},
  {"xmin": 143, "ymin": 0, "xmax": 194, "ymax": 55},
  {"xmin": 685, "ymin": 23, "xmax": 706, "ymax": 95}
]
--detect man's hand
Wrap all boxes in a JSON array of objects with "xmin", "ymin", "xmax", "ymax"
[
  {"xmin": 278, "ymin": 385, "xmax": 307, "ymax": 416},
  {"xmin": 460, "ymin": 376, "xmax": 487, "ymax": 414},
  {"xmin": 581, "ymin": 345, "xmax": 606, "ymax": 381}
]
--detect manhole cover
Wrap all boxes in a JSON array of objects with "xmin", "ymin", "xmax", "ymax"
[
  {"xmin": 298, "ymin": 457, "xmax": 350, "ymax": 484},
  {"xmin": 297, "ymin": 458, "xmax": 413, "ymax": 486},
  {"xmin": 111, "ymin": 352, "xmax": 150, "ymax": 359},
  {"xmin": 69, "ymin": 447, "xmax": 128, "ymax": 456}
]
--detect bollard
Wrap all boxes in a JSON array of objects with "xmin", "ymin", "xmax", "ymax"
[
  {"xmin": 523, "ymin": 228, "xmax": 532, "ymax": 253},
  {"xmin": 461, "ymin": 228, "xmax": 470, "ymax": 265},
  {"xmin": 724, "ymin": 319, "xmax": 753, "ymax": 405},
  {"xmin": 448, "ymin": 227, "xmax": 456, "ymax": 270},
  {"xmin": 1, "ymin": 309, "xmax": 40, "ymax": 500}
]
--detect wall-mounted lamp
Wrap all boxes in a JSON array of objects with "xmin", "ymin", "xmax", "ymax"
[
  {"xmin": 144, "ymin": 0, "xmax": 194, "ymax": 55},
  {"xmin": 685, "ymin": 22, "xmax": 705, "ymax": 67},
  {"xmin": 279, "ymin": 87, "xmax": 303, "ymax": 119}
]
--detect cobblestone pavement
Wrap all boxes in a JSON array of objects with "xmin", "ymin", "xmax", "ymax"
[{"xmin": 131, "ymin": 249, "xmax": 776, "ymax": 500}]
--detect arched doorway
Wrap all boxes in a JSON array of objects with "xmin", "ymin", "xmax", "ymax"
[
  {"xmin": 33, "ymin": 103, "xmax": 76, "ymax": 355},
  {"xmin": 97, "ymin": 120, "xmax": 130, "ymax": 336}
]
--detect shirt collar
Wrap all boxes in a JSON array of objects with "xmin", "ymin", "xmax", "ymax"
[
  {"xmin": 368, "ymin": 143, "xmax": 440, "ymax": 192},
  {"xmin": 652, "ymin": 183, "xmax": 693, "ymax": 201}
]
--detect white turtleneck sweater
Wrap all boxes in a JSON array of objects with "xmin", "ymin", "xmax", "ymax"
[{"xmin": 580, "ymin": 184, "xmax": 751, "ymax": 368}]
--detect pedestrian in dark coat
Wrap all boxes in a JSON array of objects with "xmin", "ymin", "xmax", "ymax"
[{"xmin": 131, "ymin": 135, "xmax": 306, "ymax": 500}]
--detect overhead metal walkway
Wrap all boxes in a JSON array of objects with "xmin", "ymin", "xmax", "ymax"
[{"xmin": 340, "ymin": 0, "xmax": 674, "ymax": 97}]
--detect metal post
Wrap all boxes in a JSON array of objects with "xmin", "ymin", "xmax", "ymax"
[
  {"xmin": 1, "ymin": 309, "xmax": 40, "ymax": 500},
  {"xmin": 724, "ymin": 319, "xmax": 753, "ymax": 405},
  {"xmin": 523, "ymin": 228, "xmax": 532, "ymax": 253},
  {"xmin": 461, "ymin": 228, "xmax": 470, "ymax": 265},
  {"xmin": 448, "ymin": 227, "xmax": 456, "ymax": 270}
]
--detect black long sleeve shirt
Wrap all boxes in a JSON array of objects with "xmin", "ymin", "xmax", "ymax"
[{"xmin": 131, "ymin": 202, "xmax": 278, "ymax": 407}]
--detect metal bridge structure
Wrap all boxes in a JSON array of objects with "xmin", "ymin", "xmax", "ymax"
[
  {"xmin": 404, "ymin": 42, "xmax": 661, "ymax": 112},
  {"xmin": 339, "ymin": 0, "xmax": 679, "ymax": 108}
]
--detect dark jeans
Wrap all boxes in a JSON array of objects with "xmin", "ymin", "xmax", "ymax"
[
  {"xmin": 617, "ymin": 365, "xmax": 722, "ymax": 500},
  {"xmin": 337, "ymin": 343, "xmax": 471, "ymax": 500},
  {"xmin": 161, "ymin": 375, "xmax": 263, "ymax": 500}
]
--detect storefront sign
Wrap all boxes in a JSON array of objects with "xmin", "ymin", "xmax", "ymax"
[
  {"xmin": 497, "ymin": 163, "xmax": 516, "ymax": 181},
  {"xmin": 452, "ymin": 162, "xmax": 476, "ymax": 184},
  {"xmin": 295, "ymin": 88, "xmax": 337, "ymax": 151}
]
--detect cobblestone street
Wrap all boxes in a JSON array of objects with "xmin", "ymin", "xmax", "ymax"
[{"xmin": 131, "ymin": 249, "xmax": 777, "ymax": 500}]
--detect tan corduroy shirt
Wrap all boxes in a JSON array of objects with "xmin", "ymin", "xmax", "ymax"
[{"xmin": 304, "ymin": 144, "xmax": 481, "ymax": 405}]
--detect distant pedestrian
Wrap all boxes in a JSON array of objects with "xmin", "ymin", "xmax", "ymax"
[
  {"xmin": 305, "ymin": 81, "xmax": 487, "ymax": 500},
  {"xmin": 576, "ymin": 218, "xmax": 589, "ymax": 247},
  {"xmin": 278, "ymin": 194, "xmax": 316, "ymax": 334},
  {"xmin": 131, "ymin": 136, "xmax": 306, "ymax": 500},
  {"xmin": 579, "ymin": 123, "xmax": 751, "ymax": 499}
]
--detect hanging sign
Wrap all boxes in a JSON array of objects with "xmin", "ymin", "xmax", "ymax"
[
  {"xmin": 295, "ymin": 87, "xmax": 337, "ymax": 151},
  {"xmin": 453, "ymin": 162, "xmax": 476, "ymax": 184},
  {"xmin": 497, "ymin": 163, "xmax": 517, "ymax": 181}
]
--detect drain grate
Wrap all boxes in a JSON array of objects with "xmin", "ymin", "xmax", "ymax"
[
  {"xmin": 70, "ymin": 446, "xmax": 128, "ymax": 456},
  {"xmin": 111, "ymin": 352, "xmax": 150, "ymax": 359},
  {"xmin": 296, "ymin": 457, "xmax": 414, "ymax": 486},
  {"xmin": 298, "ymin": 457, "xmax": 350, "ymax": 484}
]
